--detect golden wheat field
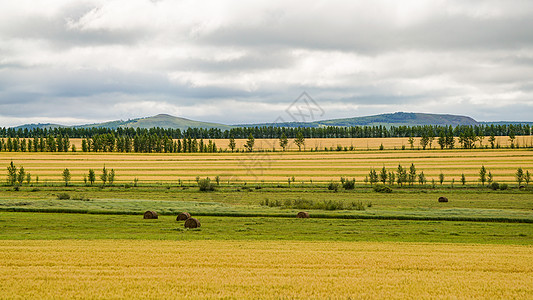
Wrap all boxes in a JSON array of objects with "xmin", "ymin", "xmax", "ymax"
[
  {"xmin": 0, "ymin": 240, "xmax": 531, "ymax": 299},
  {"xmin": 64, "ymin": 136, "xmax": 533, "ymax": 151},
  {"xmin": 1, "ymin": 147, "xmax": 532, "ymax": 184}
]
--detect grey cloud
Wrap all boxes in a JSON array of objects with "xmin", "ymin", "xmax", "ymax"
[{"xmin": 1, "ymin": 5, "xmax": 148, "ymax": 48}]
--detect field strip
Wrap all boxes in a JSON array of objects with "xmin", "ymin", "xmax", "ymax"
[
  {"xmin": 0, "ymin": 240, "xmax": 531, "ymax": 299},
  {"xmin": 1, "ymin": 149, "xmax": 532, "ymax": 183}
]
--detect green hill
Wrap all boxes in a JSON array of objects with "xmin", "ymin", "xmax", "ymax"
[
  {"xmin": 78, "ymin": 114, "xmax": 234, "ymax": 130},
  {"xmin": 240, "ymin": 112, "xmax": 479, "ymax": 128},
  {"xmin": 12, "ymin": 114, "xmax": 233, "ymax": 131},
  {"xmin": 317, "ymin": 112, "xmax": 479, "ymax": 127}
]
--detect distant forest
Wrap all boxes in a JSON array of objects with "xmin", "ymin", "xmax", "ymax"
[
  {"xmin": 1, "ymin": 123, "xmax": 531, "ymax": 139},
  {"xmin": 0, "ymin": 124, "xmax": 530, "ymax": 153}
]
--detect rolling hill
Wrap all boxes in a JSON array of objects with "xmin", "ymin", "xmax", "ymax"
[
  {"xmin": 77, "ymin": 114, "xmax": 234, "ymax": 130},
  {"xmin": 12, "ymin": 112, "xmax": 527, "ymax": 131},
  {"xmin": 239, "ymin": 112, "xmax": 480, "ymax": 128},
  {"xmin": 13, "ymin": 114, "xmax": 234, "ymax": 131}
]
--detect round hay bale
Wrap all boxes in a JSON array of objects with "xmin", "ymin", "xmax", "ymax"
[
  {"xmin": 143, "ymin": 210, "xmax": 158, "ymax": 219},
  {"xmin": 297, "ymin": 211, "xmax": 310, "ymax": 218},
  {"xmin": 438, "ymin": 196, "xmax": 449, "ymax": 203},
  {"xmin": 177, "ymin": 212, "xmax": 191, "ymax": 221},
  {"xmin": 184, "ymin": 217, "xmax": 201, "ymax": 229}
]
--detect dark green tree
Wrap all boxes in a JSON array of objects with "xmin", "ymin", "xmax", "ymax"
[
  {"xmin": 62, "ymin": 168, "xmax": 71, "ymax": 186},
  {"xmin": 279, "ymin": 133, "xmax": 288, "ymax": 151},
  {"xmin": 244, "ymin": 134, "xmax": 255, "ymax": 152},
  {"xmin": 294, "ymin": 131, "xmax": 305, "ymax": 151}
]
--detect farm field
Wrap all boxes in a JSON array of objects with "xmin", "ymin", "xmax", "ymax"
[
  {"xmin": 1, "ymin": 240, "xmax": 532, "ymax": 299},
  {"xmin": 1, "ymin": 148, "xmax": 532, "ymax": 184},
  {"xmin": 1, "ymin": 212, "xmax": 532, "ymax": 244},
  {"xmin": 1, "ymin": 186, "xmax": 533, "ymax": 223},
  {"xmin": 1, "ymin": 145, "xmax": 533, "ymax": 299},
  {"xmin": 61, "ymin": 136, "xmax": 533, "ymax": 151}
]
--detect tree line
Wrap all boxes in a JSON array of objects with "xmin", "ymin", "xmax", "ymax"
[{"xmin": 1, "ymin": 123, "xmax": 531, "ymax": 139}]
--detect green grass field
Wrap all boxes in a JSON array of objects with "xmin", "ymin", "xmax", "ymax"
[{"xmin": 1, "ymin": 212, "xmax": 532, "ymax": 244}]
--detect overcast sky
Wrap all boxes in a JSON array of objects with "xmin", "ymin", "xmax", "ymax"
[{"xmin": 1, "ymin": 0, "xmax": 533, "ymax": 127}]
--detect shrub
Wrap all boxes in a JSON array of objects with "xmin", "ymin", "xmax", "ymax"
[
  {"xmin": 500, "ymin": 183, "xmax": 508, "ymax": 190},
  {"xmin": 198, "ymin": 178, "xmax": 215, "ymax": 191},
  {"xmin": 327, "ymin": 181, "xmax": 339, "ymax": 192},
  {"xmin": 57, "ymin": 193, "xmax": 71, "ymax": 200},
  {"xmin": 373, "ymin": 185, "xmax": 392, "ymax": 193},
  {"xmin": 489, "ymin": 182, "xmax": 500, "ymax": 190},
  {"xmin": 342, "ymin": 179, "xmax": 355, "ymax": 190}
]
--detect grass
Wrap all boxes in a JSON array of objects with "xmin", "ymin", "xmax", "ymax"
[
  {"xmin": 1, "ymin": 185, "xmax": 532, "ymax": 222},
  {"xmin": 1, "ymin": 212, "xmax": 532, "ymax": 244},
  {"xmin": 1, "ymin": 240, "xmax": 532, "ymax": 299}
]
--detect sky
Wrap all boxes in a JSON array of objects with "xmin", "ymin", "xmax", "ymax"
[{"xmin": 1, "ymin": 0, "xmax": 533, "ymax": 127}]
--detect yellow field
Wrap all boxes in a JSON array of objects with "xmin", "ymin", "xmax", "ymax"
[
  {"xmin": 0, "ymin": 240, "xmax": 531, "ymax": 299},
  {"xmin": 1, "ymin": 148, "xmax": 532, "ymax": 184},
  {"xmin": 62, "ymin": 136, "xmax": 533, "ymax": 151}
]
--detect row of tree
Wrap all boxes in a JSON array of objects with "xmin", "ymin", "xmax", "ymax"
[
  {"xmin": 364, "ymin": 165, "xmax": 531, "ymax": 187},
  {"xmin": 0, "ymin": 136, "xmax": 72, "ymax": 152},
  {"xmin": 2, "ymin": 123, "xmax": 531, "ymax": 139},
  {"xmin": 7, "ymin": 162, "xmax": 116, "ymax": 187},
  {"xmin": 0, "ymin": 131, "xmax": 527, "ymax": 153}
]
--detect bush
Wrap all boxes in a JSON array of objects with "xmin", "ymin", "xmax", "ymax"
[
  {"xmin": 489, "ymin": 182, "xmax": 500, "ymax": 190},
  {"xmin": 327, "ymin": 181, "xmax": 339, "ymax": 192},
  {"xmin": 500, "ymin": 183, "xmax": 508, "ymax": 190},
  {"xmin": 342, "ymin": 179, "xmax": 355, "ymax": 190},
  {"xmin": 57, "ymin": 193, "xmax": 71, "ymax": 200},
  {"xmin": 198, "ymin": 178, "xmax": 216, "ymax": 192},
  {"xmin": 373, "ymin": 185, "xmax": 392, "ymax": 193}
]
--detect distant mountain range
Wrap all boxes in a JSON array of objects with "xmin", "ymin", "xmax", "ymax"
[
  {"xmin": 241, "ymin": 112, "xmax": 479, "ymax": 127},
  {"xmin": 11, "ymin": 112, "xmax": 532, "ymax": 131}
]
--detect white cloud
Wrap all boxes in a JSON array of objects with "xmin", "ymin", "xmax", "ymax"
[{"xmin": 1, "ymin": 0, "xmax": 533, "ymax": 126}]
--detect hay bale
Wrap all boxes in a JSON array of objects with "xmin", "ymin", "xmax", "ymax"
[
  {"xmin": 438, "ymin": 196, "xmax": 448, "ymax": 203},
  {"xmin": 184, "ymin": 218, "xmax": 201, "ymax": 228},
  {"xmin": 143, "ymin": 210, "xmax": 158, "ymax": 219},
  {"xmin": 177, "ymin": 212, "xmax": 191, "ymax": 221},
  {"xmin": 297, "ymin": 211, "xmax": 310, "ymax": 218}
]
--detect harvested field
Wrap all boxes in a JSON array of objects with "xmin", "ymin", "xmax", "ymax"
[
  {"xmin": 0, "ymin": 240, "xmax": 531, "ymax": 299},
  {"xmin": 1, "ymin": 148, "xmax": 531, "ymax": 184}
]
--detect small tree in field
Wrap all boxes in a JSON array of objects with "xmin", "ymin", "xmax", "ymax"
[
  {"xmin": 244, "ymin": 134, "xmax": 254, "ymax": 152},
  {"xmin": 479, "ymin": 166, "xmax": 487, "ymax": 186},
  {"xmin": 408, "ymin": 163, "xmax": 416, "ymax": 185},
  {"xmin": 108, "ymin": 169, "xmax": 115, "ymax": 186},
  {"xmin": 408, "ymin": 136, "xmax": 415, "ymax": 149},
  {"xmin": 418, "ymin": 171, "xmax": 426, "ymax": 185},
  {"xmin": 279, "ymin": 133, "xmax": 288, "ymax": 151},
  {"xmin": 62, "ymin": 168, "xmax": 71, "ymax": 186},
  {"xmin": 100, "ymin": 166, "xmax": 108, "ymax": 186},
  {"xmin": 17, "ymin": 166, "xmax": 26, "ymax": 186},
  {"xmin": 7, "ymin": 161, "xmax": 17, "ymax": 186},
  {"xmin": 368, "ymin": 169, "xmax": 378, "ymax": 185},
  {"xmin": 379, "ymin": 167, "xmax": 387, "ymax": 184},
  {"xmin": 461, "ymin": 173, "xmax": 466, "ymax": 185},
  {"xmin": 228, "ymin": 137, "xmax": 236, "ymax": 152},
  {"xmin": 439, "ymin": 172, "xmax": 445, "ymax": 185},
  {"xmin": 88, "ymin": 169, "xmax": 95, "ymax": 185},
  {"xmin": 525, "ymin": 171, "xmax": 531, "ymax": 187},
  {"xmin": 396, "ymin": 165, "xmax": 407, "ymax": 186},
  {"xmin": 488, "ymin": 135, "xmax": 496, "ymax": 149},
  {"xmin": 516, "ymin": 167, "xmax": 524, "ymax": 186},
  {"xmin": 294, "ymin": 131, "xmax": 305, "ymax": 151}
]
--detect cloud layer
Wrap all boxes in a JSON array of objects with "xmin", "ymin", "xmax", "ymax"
[{"xmin": 1, "ymin": 0, "xmax": 533, "ymax": 126}]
